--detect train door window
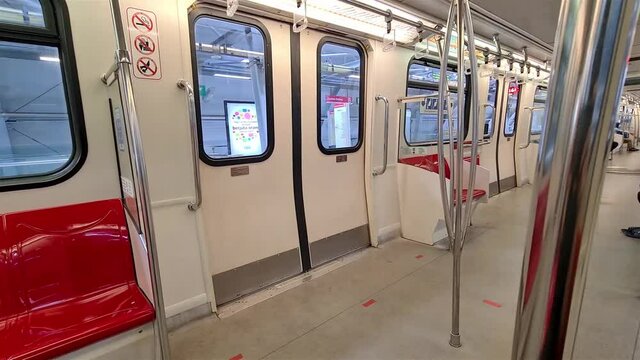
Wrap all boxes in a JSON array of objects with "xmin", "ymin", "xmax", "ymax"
[
  {"xmin": 0, "ymin": 0, "xmax": 85, "ymax": 189},
  {"xmin": 404, "ymin": 59, "xmax": 469, "ymax": 145},
  {"xmin": 503, "ymin": 80, "xmax": 521, "ymax": 137},
  {"xmin": 191, "ymin": 15, "xmax": 274, "ymax": 165},
  {"xmin": 530, "ymin": 86, "xmax": 547, "ymax": 135},
  {"xmin": 317, "ymin": 40, "xmax": 365, "ymax": 153},
  {"xmin": 484, "ymin": 76, "xmax": 499, "ymax": 138}
]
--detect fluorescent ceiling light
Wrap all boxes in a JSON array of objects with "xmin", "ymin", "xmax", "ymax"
[
  {"xmin": 321, "ymin": 53, "xmax": 350, "ymax": 57},
  {"xmin": 241, "ymin": 59, "xmax": 250, "ymax": 63},
  {"xmin": 39, "ymin": 56, "xmax": 60, "ymax": 62},
  {"xmin": 214, "ymin": 73, "xmax": 251, "ymax": 80},
  {"xmin": 348, "ymin": 75, "xmax": 360, "ymax": 79}
]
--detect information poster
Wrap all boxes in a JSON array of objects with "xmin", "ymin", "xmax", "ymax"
[
  {"xmin": 333, "ymin": 103, "xmax": 351, "ymax": 148},
  {"xmin": 225, "ymin": 101, "xmax": 262, "ymax": 156}
]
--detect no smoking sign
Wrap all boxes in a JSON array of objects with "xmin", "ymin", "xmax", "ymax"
[{"xmin": 126, "ymin": 7, "xmax": 162, "ymax": 80}]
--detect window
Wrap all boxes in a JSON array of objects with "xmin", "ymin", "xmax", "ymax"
[
  {"xmin": 404, "ymin": 59, "xmax": 469, "ymax": 145},
  {"xmin": 484, "ymin": 76, "xmax": 499, "ymax": 138},
  {"xmin": 191, "ymin": 15, "xmax": 273, "ymax": 165},
  {"xmin": 318, "ymin": 40, "xmax": 364, "ymax": 153},
  {"xmin": 530, "ymin": 86, "xmax": 547, "ymax": 135},
  {"xmin": 503, "ymin": 80, "xmax": 521, "ymax": 137},
  {"xmin": 0, "ymin": 0, "xmax": 86, "ymax": 189}
]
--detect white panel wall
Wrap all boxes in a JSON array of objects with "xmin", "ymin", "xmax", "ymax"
[{"xmin": 0, "ymin": 0, "xmax": 120, "ymax": 213}]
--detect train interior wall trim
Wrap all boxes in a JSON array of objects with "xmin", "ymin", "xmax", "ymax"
[{"xmin": 0, "ymin": 0, "xmax": 638, "ymax": 359}]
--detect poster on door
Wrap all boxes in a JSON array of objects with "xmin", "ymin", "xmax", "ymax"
[
  {"xmin": 225, "ymin": 101, "xmax": 262, "ymax": 156},
  {"xmin": 333, "ymin": 103, "xmax": 351, "ymax": 148},
  {"xmin": 126, "ymin": 7, "xmax": 162, "ymax": 80}
]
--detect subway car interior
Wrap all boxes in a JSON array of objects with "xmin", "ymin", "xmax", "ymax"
[{"xmin": 0, "ymin": 0, "xmax": 639, "ymax": 359}]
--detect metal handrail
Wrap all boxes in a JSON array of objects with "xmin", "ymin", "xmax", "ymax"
[
  {"xmin": 105, "ymin": 0, "xmax": 170, "ymax": 358},
  {"xmin": 396, "ymin": 93, "xmax": 440, "ymax": 104},
  {"xmin": 177, "ymin": 80, "xmax": 202, "ymax": 211},
  {"xmin": 373, "ymin": 95, "xmax": 389, "ymax": 176},
  {"xmin": 519, "ymin": 106, "xmax": 545, "ymax": 149}
]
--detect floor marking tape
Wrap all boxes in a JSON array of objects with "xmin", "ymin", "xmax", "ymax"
[
  {"xmin": 362, "ymin": 299, "xmax": 376, "ymax": 308},
  {"xmin": 483, "ymin": 299, "xmax": 502, "ymax": 308},
  {"xmin": 415, "ymin": 254, "xmax": 424, "ymax": 259},
  {"xmin": 229, "ymin": 353, "xmax": 244, "ymax": 360}
]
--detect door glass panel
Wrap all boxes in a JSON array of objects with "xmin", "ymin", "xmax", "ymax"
[
  {"xmin": 0, "ymin": 0, "xmax": 45, "ymax": 27},
  {"xmin": 504, "ymin": 80, "xmax": 521, "ymax": 137},
  {"xmin": 0, "ymin": 41, "xmax": 73, "ymax": 179},
  {"xmin": 531, "ymin": 86, "xmax": 547, "ymax": 135},
  {"xmin": 193, "ymin": 16, "xmax": 271, "ymax": 161},
  {"xmin": 318, "ymin": 42, "xmax": 363, "ymax": 152},
  {"xmin": 484, "ymin": 76, "xmax": 499, "ymax": 138}
]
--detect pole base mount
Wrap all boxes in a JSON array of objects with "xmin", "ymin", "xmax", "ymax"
[{"xmin": 449, "ymin": 333, "xmax": 461, "ymax": 348}]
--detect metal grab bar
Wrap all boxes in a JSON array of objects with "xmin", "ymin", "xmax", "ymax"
[
  {"xmin": 396, "ymin": 93, "xmax": 439, "ymax": 104},
  {"xmin": 518, "ymin": 106, "xmax": 545, "ymax": 149},
  {"xmin": 177, "ymin": 80, "xmax": 202, "ymax": 211},
  {"xmin": 373, "ymin": 95, "xmax": 389, "ymax": 176}
]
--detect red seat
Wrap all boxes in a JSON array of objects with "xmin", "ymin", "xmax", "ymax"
[
  {"xmin": 455, "ymin": 189, "xmax": 487, "ymax": 204},
  {"xmin": 0, "ymin": 199, "xmax": 154, "ymax": 360}
]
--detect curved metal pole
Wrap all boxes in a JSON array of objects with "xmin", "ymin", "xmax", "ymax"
[
  {"xmin": 461, "ymin": 0, "xmax": 480, "ymax": 245},
  {"xmin": 436, "ymin": 0, "xmax": 456, "ymax": 251},
  {"xmin": 373, "ymin": 95, "xmax": 390, "ymax": 176},
  {"xmin": 108, "ymin": 0, "xmax": 170, "ymax": 358},
  {"xmin": 511, "ymin": 0, "xmax": 640, "ymax": 358},
  {"xmin": 177, "ymin": 80, "xmax": 202, "ymax": 211}
]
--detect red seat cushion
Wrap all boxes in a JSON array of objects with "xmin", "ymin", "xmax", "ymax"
[
  {"xmin": 400, "ymin": 155, "xmax": 451, "ymax": 179},
  {"xmin": 454, "ymin": 189, "xmax": 487, "ymax": 204},
  {"xmin": 0, "ymin": 199, "xmax": 154, "ymax": 360}
]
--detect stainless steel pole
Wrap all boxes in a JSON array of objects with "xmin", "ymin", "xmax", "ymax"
[
  {"xmin": 511, "ymin": 0, "xmax": 640, "ymax": 358},
  {"xmin": 108, "ymin": 0, "xmax": 171, "ymax": 358}
]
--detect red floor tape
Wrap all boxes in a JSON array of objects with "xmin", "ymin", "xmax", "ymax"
[
  {"xmin": 483, "ymin": 299, "xmax": 503, "ymax": 308},
  {"xmin": 229, "ymin": 354, "xmax": 244, "ymax": 360},
  {"xmin": 415, "ymin": 254, "xmax": 424, "ymax": 259},
  {"xmin": 362, "ymin": 299, "xmax": 376, "ymax": 308}
]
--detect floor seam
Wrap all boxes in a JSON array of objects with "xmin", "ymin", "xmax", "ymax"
[{"xmin": 257, "ymin": 250, "xmax": 449, "ymax": 359}]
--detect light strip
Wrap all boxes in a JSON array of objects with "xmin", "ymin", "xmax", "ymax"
[
  {"xmin": 214, "ymin": 73, "xmax": 251, "ymax": 80},
  {"xmin": 39, "ymin": 56, "xmax": 60, "ymax": 62}
]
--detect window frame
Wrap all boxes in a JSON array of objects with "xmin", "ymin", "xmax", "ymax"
[
  {"xmin": 0, "ymin": 0, "xmax": 87, "ymax": 192},
  {"xmin": 503, "ymin": 80, "xmax": 522, "ymax": 138},
  {"xmin": 530, "ymin": 85, "xmax": 547, "ymax": 136},
  {"xmin": 403, "ymin": 57, "xmax": 471, "ymax": 147},
  {"xmin": 484, "ymin": 76, "xmax": 500, "ymax": 140},
  {"xmin": 316, "ymin": 37, "xmax": 366, "ymax": 155},
  {"xmin": 188, "ymin": 8, "xmax": 275, "ymax": 167}
]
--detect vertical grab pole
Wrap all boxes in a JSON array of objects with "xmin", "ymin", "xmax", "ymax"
[
  {"xmin": 511, "ymin": 0, "xmax": 640, "ymax": 358},
  {"xmin": 177, "ymin": 80, "xmax": 202, "ymax": 211},
  {"xmin": 461, "ymin": 0, "xmax": 480, "ymax": 244},
  {"xmin": 437, "ymin": 0, "xmax": 456, "ymax": 253},
  {"xmin": 373, "ymin": 95, "xmax": 390, "ymax": 176},
  {"xmin": 107, "ymin": 0, "xmax": 171, "ymax": 358},
  {"xmin": 450, "ymin": 0, "xmax": 465, "ymax": 348}
]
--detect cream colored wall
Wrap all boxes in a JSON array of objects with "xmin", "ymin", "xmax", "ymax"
[{"xmin": 0, "ymin": 0, "xmax": 120, "ymax": 214}]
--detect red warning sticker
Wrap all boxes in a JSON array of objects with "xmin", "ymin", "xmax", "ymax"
[
  {"xmin": 136, "ymin": 57, "xmax": 158, "ymax": 77},
  {"xmin": 131, "ymin": 12, "xmax": 153, "ymax": 32},
  {"xmin": 482, "ymin": 299, "xmax": 503, "ymax": 308}
]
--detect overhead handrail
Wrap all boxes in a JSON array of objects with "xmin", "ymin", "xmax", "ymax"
[
  {"xmin": 437, "ymin": 0, "xmax": 480, "ymax": 349},
  {"xmin": 177, "ymin": 80, "xmax": 202, "ymax": 211},
  {"xmin": 519, "ymin": 106, "xmax": 545, "ymax": 149},
  {"xmin": 373, "ymin": 95, "xmax": 390, "ymax": 176}
]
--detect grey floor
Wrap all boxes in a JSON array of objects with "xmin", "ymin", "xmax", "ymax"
[{"xmin": 171, "ymin": 155, "xmax": 640, "ymax": 360}]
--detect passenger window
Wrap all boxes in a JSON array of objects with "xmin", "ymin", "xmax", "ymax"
[
  {"xmin": 0, "ymin": 1, "xmax": 85, "ymax": 189},
  {"xmin": 318, "ymin": 41, "xmax": 364, "ymax": 153},
  {"xmin": 0, "ymin": 0, "xmax": 46, "ymax": 28},
  {"xmin": 404, "ymin": 60, "xmax": 468, "ymax": 145},
  {"xmin": 192, "ymin": 16, "xmax": 273, "ymax": 164},
  {"xmin": 503, "ymin": 80, "xmax": 521, "ymax": 137},
  {"xmin": 531, "ymin": 86, "xmax": 547, "ymax": 135},
  {"xmin": 484, "ymin": 76, "xmax": 499, "ymax": 138}
]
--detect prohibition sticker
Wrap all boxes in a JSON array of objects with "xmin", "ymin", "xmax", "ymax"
[
  {"xmin": 137, "ymin": 57, "xmax": 158, "ymax": 77},
  {"xmin": 131, "ymin": 12, "xmax": 153, "ymax": 32},
  {"xmin": 134, "ymin": 34, "xmax": 156, "ymax": 55}
]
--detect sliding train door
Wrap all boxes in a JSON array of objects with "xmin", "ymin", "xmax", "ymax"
[
  {"xmin": 479, "ymin": 73, "xmax": 501, "ymax": 196},
  {"xmin": 494, "ymin": 79, "xmax": 521, "ymax": 192},
  {"xmin": 189, "ymin": 8, "xmax": 301, "ymax": 304},
  {"xmin": 298, "ymin": 30, "xmax": 370, "ymax": 268},
  {"xmin": 515, "ymin": 84, "xmax": 546, "ymax": 185}
]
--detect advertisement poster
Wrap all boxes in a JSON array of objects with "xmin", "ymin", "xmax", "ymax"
[
  {"xmin": 333, "ymin": 103, "xmax": 351, "ymax": 148},
  {"xmin": 225, "ymin": 101, "xmax": 262, "ymax": 156}
]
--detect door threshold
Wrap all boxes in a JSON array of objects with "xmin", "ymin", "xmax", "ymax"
[{"xmin": 216, "ymin": 246, "xmax": 371, "ymax": 318}]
